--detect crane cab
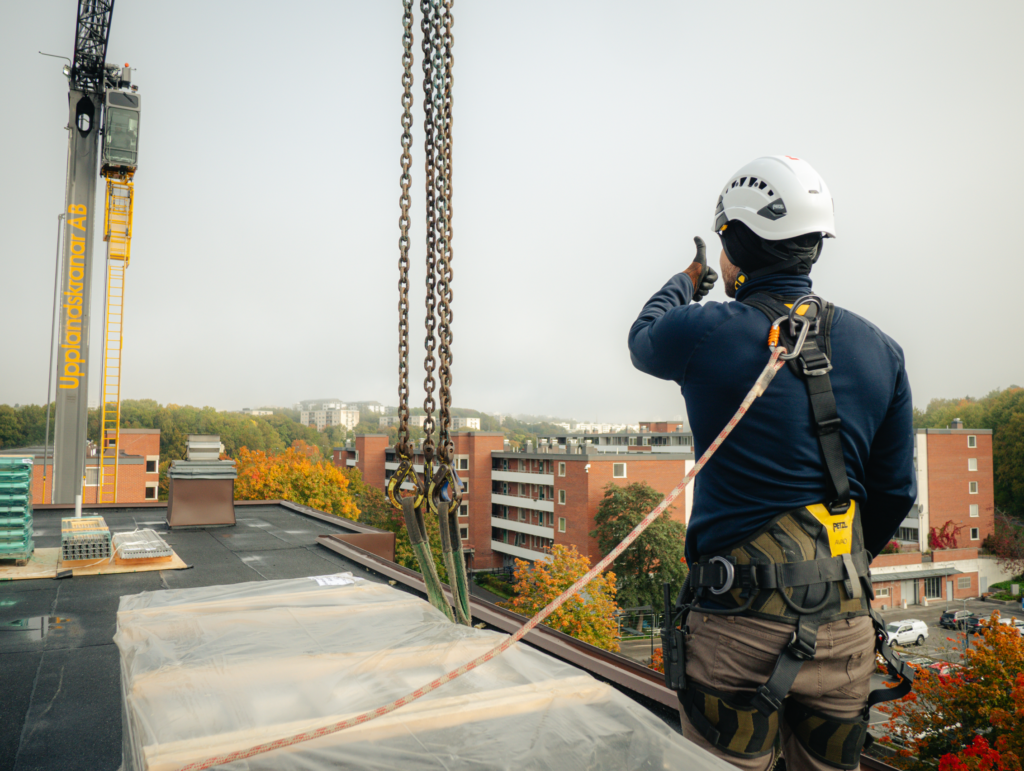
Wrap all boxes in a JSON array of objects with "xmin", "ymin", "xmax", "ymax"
[{"xmin": 102, "ymin": 90, "xmax": 141, "ymax": 173}]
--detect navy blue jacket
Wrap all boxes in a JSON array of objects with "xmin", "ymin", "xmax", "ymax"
[{"xmin": 628, "ymin": 272, "xmax": 916, "ymax": 563}]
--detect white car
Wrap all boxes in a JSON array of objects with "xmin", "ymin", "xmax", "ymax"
[
  {"xmin": 998, "ymin": 617, "xmax": 1024, "ymax": 635},
  {"xmin": 886, "ymin": 619, "xmax": 929, "ymax": 647}
]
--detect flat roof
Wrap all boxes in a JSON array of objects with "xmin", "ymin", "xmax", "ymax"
[
  {"xmin": 871, "ymin": 567, "xmax": 964, "ymax": 583},
  {"xmin": 0, "ymin": 501, "xmax": 683, "ymax": 770},
  {"xmin": 916, "ymin": 428, "xmax": 992, "ymax": 434}
]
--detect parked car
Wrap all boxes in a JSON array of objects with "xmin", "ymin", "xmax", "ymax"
[
  {"xmin": 997, "ymin": 616, "xmax": 1024, "ymax": 634},
  {"xmin": 939, "ymin": 610, "xmax": 974, "ymax": 630},
  {"xmin": 886, "ymin": 619, "xmax": 929, "ymax": 646},
  {"xmin": 963, "ymin": 616, "xmax": 991, "ymax": 635}
]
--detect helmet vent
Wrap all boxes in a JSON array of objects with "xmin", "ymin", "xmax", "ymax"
[
  {"xmin": 747, "ymin": 177, "xmax": 758, "ymax": 187},
  {"xmin": 758, "ymin": 181, "xmax": 767, "ymax": 190}
]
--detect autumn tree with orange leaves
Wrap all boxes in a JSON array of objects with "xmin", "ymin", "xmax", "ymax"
[
  {"xmin": 499, "ymin": 544, "xmax": 620, "ymax": 652},
  {"xmin": 234, "ymin": 441, "xmax": 358, "ymax": 520},
  {"xmin": 879, "ymin": 610, "xmax": 1024, "ymax": 771}
]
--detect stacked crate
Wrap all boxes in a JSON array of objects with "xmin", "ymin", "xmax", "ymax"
[
  {"xmin": 0, "ymin": 457, "xmax": 34, "ymax": 562},
  {"xmin": 61, "ymin": 516, "xmax": 112, "ymax": 565}
]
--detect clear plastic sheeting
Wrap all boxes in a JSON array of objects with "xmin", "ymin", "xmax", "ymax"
[
  {"xmin": 112, "ymin": 529, "xmax": 173, "ymax": 560},
  {"xmin": 115, "ymin": 574, "xmax": 727, "ymax": 771}
]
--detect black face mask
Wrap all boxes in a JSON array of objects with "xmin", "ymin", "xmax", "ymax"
[{"xmin": 719, "ymin": 220, "xmax": 822, "ymax": 280}]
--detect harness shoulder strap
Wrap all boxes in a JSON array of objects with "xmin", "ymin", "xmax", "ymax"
[{"xmin": 742, "ymin": 292, "xmax": 850, "ymax": 513}]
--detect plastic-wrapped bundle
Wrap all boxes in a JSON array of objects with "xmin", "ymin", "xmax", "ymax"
[
  {"xmin": 115, "ymin": 575, "xmax": 726, "ymax": 771},
  {"xmin": 0, "ymin": 457, "xmax": 33, "ymax": 560}
]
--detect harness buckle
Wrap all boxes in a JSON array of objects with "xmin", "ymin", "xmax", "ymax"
[
  {"xmin": 815, "ymin": 417, "xmax": 842, "ymax": 436},
  {"xmin": 788, "ymin": 630, "xmax": 817, "ymax": 661},
  {"xmin": 754, "ymin": 684, "xmax": 783, "ymax": 715},
  {"xmin": 708, "ymin": 556, "xmax": 736, "ymax": 595}
]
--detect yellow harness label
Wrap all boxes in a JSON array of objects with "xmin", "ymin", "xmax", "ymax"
[{"xmin": 807, "ymin": 502, "xmax": 856, "ymax": 556}]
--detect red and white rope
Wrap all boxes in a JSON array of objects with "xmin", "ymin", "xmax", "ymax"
[{"xmin": 177, "ymin": 347, "xmax": 787, "ymax": 770}]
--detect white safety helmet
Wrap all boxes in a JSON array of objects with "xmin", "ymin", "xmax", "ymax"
[{"xmin": 712, "ymin": 156, "xmax": 836, "ymax": 241}]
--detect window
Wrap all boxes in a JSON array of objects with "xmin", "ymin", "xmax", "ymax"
[
  {"xmin": 558, "ymin": 517, "xmax": 567, "ymax": 533},
  {"xmin": 924, "ymin": 576, "xmax": 941, "ymax": 599},
  {"xmin": 518, "ymin": 510, "xmax": 526, "ymax": 522},
  {"xmin": 897, "ymin": 527, "xmax": 918, "ymax": 542},
  {"xmin": 613, "ymin": 463, "xmax": 626, "ymax": 478},
  {"xmin": 457, "ymin": 456, "xmax": 469, "ymax": 471},
  {"xmin": 971, "ymin": 528, "xmax": 979, "ymax": 541},
  {"xmin": 145, "ymin": 485, "xmax": 157, "ymax": 500},
  {"xmin": 146, "ymin": 460, "xmax": 157, "ymax": 473},
  {"xmin": 85, "ymin": 467, "xmax": 99, "ymax": 486},
  {"xmin": 459, "ymin": 525, "xmax": 468, "ymax": 541},
  {"xmin": 969, "ymin": 481, "xmax": 978, "ymax": 494},
  {"xmin": 958, "ymin": 576, "xmax": 972, "ymax": 590},
  {"xmin": 970, "ymin": 504, "xmax": 979, "ymax": 518},
  {"xmin": 968, "ymin": 458, "xmax": 978, "ymax": 472},
  {"xmin": 558, "ymin": 489, "xmax": 566, "ymax": 505},
  {"xmin": 459, "ymin": 504, "xmax": 468, "ymax": 517},
  {"xmin": 876, "ymin": 587, "xmax": 890, "ymax": 598},
  {"xmin": 968, "ymin": 435, "xmax": 977, "ymax": 448},
  {"xmin": 461, "ymin": 479, "xmax": 469, "ymax": 494},
  {"xmin": 547, "ymin": 512, "xmax": 554, "ymax": 527},
  {"xmin": 519, "ymin": 460, "xmax": 525, "ymax": 472},
  {"xmin": 558, "ymin": 462, "xmax": 566, "ymax": 477}
]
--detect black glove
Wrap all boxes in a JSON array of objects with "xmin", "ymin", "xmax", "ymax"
[{"xmin": 683, "ymin": 236, "xmax": 719, "ymax": 301}]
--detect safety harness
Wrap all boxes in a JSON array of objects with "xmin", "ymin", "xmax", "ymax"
[{"xmin": 662, "ymin": 293, "xmax": 914, "ymax": 769}]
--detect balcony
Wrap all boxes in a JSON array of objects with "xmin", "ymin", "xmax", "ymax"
[
  {"xmin": 490, "ymin": 493, "xmax": 554, "ymax": 513},
  {"xmin": 491, "ymin": 470, "xmax": 554, "ymax": 486},
  {"xmin": 491, "ymin": 517, "xmax": 553, "ymax": 538},
  {"xmin": 491, "ymin": 540, "xmax": 549, "ymax": 562}
]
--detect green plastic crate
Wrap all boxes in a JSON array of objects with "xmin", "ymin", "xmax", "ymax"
[
  {"xmin": 0, "ymin": 535, "xmax": 33, "ymax": 558},
  {"xmin": 0, "ymin": 512, "xmax": 32, "ymax": 528},
  {"xmin": 0, "ymin": 457, "xmax": 33, "ymax": 470}
]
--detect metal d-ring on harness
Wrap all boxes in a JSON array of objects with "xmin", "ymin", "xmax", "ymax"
[
  {"xmin": 387, "ymin": 0, "xmax": 471, "ymax": 627},
  {"xmin": 662, "ymin": 294, "xmax": 914, "ymax": 769}
]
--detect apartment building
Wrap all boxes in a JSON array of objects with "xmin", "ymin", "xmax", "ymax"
[
  {"xmin": 301, "ymin": 407, "xmax": 360, "ymax": 431},
  {"xmin": 335, "ymin": 430, "xmax": 694, "ymax": 571},
  {"xmin": 452, "ymin": 417, "xmax": 481, "ymax": 431},
  {"xmin": 379, "ymin": 415, "xmax": 428, "ymax": 429},
  {"xmin": 868, "ymin": 420, "xmax": 999, "ymax": 608}
]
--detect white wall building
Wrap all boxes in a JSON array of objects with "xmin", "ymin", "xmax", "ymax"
[
  {"xmin": 302, "ymin": 409, "xmax": 360, "ymax": 432},
  {"xmin": 379, "ymin": 415, "xmax": 428, "ymax": 428},
  {"xmin": 452, "ymin": 417, "xmax": 481, "ymax": 431}
]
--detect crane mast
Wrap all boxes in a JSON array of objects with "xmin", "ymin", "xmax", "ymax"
[{"xmin": 51, "ymin": 0, "xmax": 115, "ymax": 504}]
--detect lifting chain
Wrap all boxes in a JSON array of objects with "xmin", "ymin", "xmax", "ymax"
[
  {"xmin": 387, "ymin": 0, "xmax": 423, "ymax": 509},
  {"xmin": 420, "ymin": 0, "xmax": 440, "ymax": 475}
]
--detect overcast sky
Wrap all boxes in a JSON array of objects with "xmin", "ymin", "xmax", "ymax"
[{"xmin": 1, "ymin": 1, "xmax": 1022, "ymax": 424}]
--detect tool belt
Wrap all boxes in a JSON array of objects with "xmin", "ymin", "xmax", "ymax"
[{"xmin": 660, "ymin": 293, "xmax": 915, "ymax": 768}]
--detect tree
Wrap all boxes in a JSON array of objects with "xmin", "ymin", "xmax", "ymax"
[
  {"xmin": 985, "ymin": 512, "xmax": 1024, "ymax": 578},
  {"xmin": 233, "ymin": 445, "xmax": 358, "ymax": 519},
  {"xmin": 499, "ymin": 544, "xmax": 620, "ymax": 652},
  {"xmin": 590, "ymin": 481, "xmax": 687, "ymax": 609},
  {"xmin": 881, "ymin": 610, "xmax": 1024, "ymax": 770}
]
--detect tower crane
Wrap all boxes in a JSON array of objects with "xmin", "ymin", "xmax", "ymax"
[{"xmin": 50, "ymin": 0, "xmax": 140, "ymax": 504}]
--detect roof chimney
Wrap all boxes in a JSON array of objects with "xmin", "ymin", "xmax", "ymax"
[{"xmin": 949, "ymin": 418, "xmax": 964, "ymax": 430}]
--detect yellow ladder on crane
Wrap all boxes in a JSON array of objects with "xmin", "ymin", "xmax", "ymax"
[{"xmin": 98, "ymin": 173, "xmax": 133, "ymax": 504}]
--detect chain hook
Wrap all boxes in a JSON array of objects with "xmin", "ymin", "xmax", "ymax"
[
  {"xmin": 386, "ymin": 457, "xmax": 425, "ymax": 510},
  {"xmin": 427, "ymin": 461, "xmax": 463, "ymax": 514}
]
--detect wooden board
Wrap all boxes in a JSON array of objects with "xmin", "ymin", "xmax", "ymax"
[
  {"xmin": 0, "ymin": 547, "xmax": 59, "ymax": 581},
  {"xmin": 69, "ymin": 551, "xmax": 188, "ymax": 577},
  {"xmin": 0, "ymin": 546, "xmax": 188, "ymax": 581}
]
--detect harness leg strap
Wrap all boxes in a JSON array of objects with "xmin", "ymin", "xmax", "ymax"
[{"xmin": 784, "ymin": 698, "xmax": 870, "ymax": 770}]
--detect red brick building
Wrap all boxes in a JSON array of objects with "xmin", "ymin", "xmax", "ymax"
[
  {"xmin": 335, "ymin": 431, "xmax": 694, "ymax": 571},
  {"xmin": 869, "ymin": 420, "xmax": 999, "ymax": 607},
  {"xmin": 3, "ymin": 428, "xmax": 161, "ymax": 504}
]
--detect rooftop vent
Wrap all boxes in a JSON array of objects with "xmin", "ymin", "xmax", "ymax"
[{"xmin": 949, "ymin": 418, "xmax": 964, "ymax": 430}]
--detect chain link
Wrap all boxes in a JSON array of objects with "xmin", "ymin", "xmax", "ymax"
[
  {"xmin": 433, "ymin": 0, "xmax": 456, "ymax": 464},
  {"xmin": 395, "ymin": 0, "xmax": 415, "ymax": 461},
  {"xmin": 420, "ymin": 0, "xmax": 440, "ymax": 466}
]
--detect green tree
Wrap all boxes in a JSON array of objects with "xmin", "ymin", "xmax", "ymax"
[{"xmin": 590, "ymin": 481, "xmax": 687, "ymax": 609}]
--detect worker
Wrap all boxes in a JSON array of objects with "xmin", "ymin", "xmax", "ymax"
[{"xmin": 628, "ymin": 156, "xmax": 916, "ymax": 771}]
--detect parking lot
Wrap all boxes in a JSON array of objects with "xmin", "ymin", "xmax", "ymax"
[{"xmin": 878, "ymin": 597, "xmax": 1024, "ymax": 664}]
